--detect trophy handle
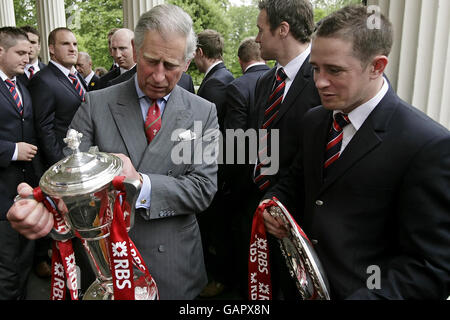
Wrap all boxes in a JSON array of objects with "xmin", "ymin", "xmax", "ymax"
[
  {"xmin": 119, "ymin": 178, "xmax": 141, "ymax": 231},
  {"xmin": 14, "ymin": 191, "xmax": 74, "ymax": 241}
]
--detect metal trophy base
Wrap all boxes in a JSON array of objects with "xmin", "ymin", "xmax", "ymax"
[{"xmin": 83, "ymin": 275, "xmax": 158, "ymax": 300}]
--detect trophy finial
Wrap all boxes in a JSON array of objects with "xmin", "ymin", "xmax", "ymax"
[{"xmin": 64, "ymin": 129, "xmax": 83, "ymax": 153}]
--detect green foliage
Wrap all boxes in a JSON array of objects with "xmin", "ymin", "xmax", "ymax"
[
  {"xmin": 12, "ymin": 0, "xmax": 362, "ymax": 85},
  {"xmin": 13, "ymin": 0, "xmax": 37, "ymax": 28}
]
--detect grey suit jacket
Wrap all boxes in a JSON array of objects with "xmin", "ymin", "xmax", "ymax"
[{"xmin": 70, "ymin": 76, "xmax": 219, "ymax": 299}]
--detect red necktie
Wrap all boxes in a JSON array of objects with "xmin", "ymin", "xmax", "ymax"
[
  {"xmin": 4, "ymin": 79, "xmax": 23, "ymax": 115},
  {"xmin": 324, "ymin": 113, "xmax": 350, "ymax": 173},
  {"xmin": 254, "ymin": 68, "xmax": 287, "ymax": 191},
  {"xmin": 145, "ymin": 100, "xmax": 161, "ymax": 144},
  {"xmin": 28, "ymin": 66, "xmax": 35, "ymax": 79}
]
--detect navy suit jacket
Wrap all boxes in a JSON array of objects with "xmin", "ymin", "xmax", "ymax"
[
  {"xmin": 249, "ymin": 57, "xmax": 321, "ymax": 203},
  {"xmin": 28, "ymin": 62, "xmax": 87, "ymax": 168},
  {"xmin": 266, "ymin": 86, "xmax": 450, "ymax": 299},
  {"xmin": 17, "ymin": 61, "xmax": 46, "ymax": 87},
  {"xmin": 224, "ymin": 64, "xmax": 270, "ymax": 131},
  {"xmin": 0, "ymin": 78, "xmax": 42, "ymax": 219},
  {"xmin": 197, "ymin": 62, "xmax": 234, "ymax": 131}
]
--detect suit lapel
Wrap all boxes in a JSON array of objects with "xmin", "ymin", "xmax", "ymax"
[
  {"xmin": 198, "ymin": 62, "xmax": 225, "ymax": 94},
  {"xmin": 49, "ymin": 63, "xmax": 83, "ymax": 102},
  {"xmin": 0, "ymin": 81, "xmax": 19, "ymax": 114},
  {"xmin": 137, "ymin": 86, "xmax": 193, "ymax": 172},
  {"xmin": 109, "ymin": 78, "xmax": 148, "ymax": 166},
  {"xmin": 319, "ymin": 88, "xmax": 396, "ymax": 193},
  {"xmin": 271, "ymin": 58, "xmax": 313, "ymax": 128}
]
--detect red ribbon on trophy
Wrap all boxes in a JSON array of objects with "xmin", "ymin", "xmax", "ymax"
[
  {"xmin": 32, "ymin": 176, "xmax": 158, "ymax": 300},
  {"xmin": 110, "ymin": 176, "xmax": 159, "ymax": 300},
  {"xmin": 248, "ymin": 199, "xmax": 275, "ymax": 300},
  {"xmin": 32, "ymin": 187, "xmax": 79, "ymax": 300}
]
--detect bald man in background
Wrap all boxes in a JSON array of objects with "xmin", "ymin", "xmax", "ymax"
[
  {"xmin": 76, "ymin": 51, "xmax": 99, "ymax": 91},
  {"xmin": 97, "ymin": 28, "xmax": 135, "ymax": 89}
]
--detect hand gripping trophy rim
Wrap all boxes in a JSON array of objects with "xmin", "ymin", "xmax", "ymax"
[{"xmin": 268, "ymin": 198, "xmax": 331, "ymax": 300}]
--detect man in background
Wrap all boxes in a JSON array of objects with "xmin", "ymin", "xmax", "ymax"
[
  {"xmin": 17, "ymin": 26, "xmax": 46, "ymax": 87},
  {"xmin": 76, "ymin": 51, "xmax": 99, "ymax": 91}
]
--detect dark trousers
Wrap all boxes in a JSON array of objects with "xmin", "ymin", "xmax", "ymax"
[{"xmin": 0, "ymin": 220, "xmax": 35, "ymax": 300}]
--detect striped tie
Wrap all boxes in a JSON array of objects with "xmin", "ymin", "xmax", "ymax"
[
  {"xmin": 68, "ymin": 73, "xmax": 85, "ymax": 101},
  {"xmin": 324, "ymin": 113, "xmax": 350, "ymax": 173},
  {"xmin": 4, "ymin": 79, "xmax": 23, "ymax": 115},
  {"xmin": 28, "ymin": 65, "xmax": 35, "ymax": 79},
  {"xmin": 145, "ymin": 100, "xmax": 161, "ymax": 144},
  {"xmin": 254, "ymin": 68, "xmax": 287, "ymax": 191}
]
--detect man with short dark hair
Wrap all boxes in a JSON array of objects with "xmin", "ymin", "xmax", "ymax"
[
  {"xmin": 0, "ymin": 27, "xmax": 42, "ymax": 299},
  {"xmin": 18, "ymin": 26, "xmax": 46, "ymax": 86},
  {"xmin": 262, "ymin": 5, "xmax": 450, "ymax": 300},
  {"xmin": 243, "ymin": 0, "xmax": 321, "ymax": 299},
  {"xmin": 29, "ymin": 27, "xmax": 87, "ymax": 168}
]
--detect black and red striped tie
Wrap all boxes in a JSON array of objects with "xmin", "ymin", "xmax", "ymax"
[
  {"xmin": 254, "ymin": 67, "xmax": 287, "ymax": 191},
  {"xmin": 4, "ymin": 79, "xmax": 23, "ymax": 115},
  {"xmin": 68, "ymin": 73, "xmax": 85, "ymax": 101},
  {"xmin": 324, "ymin": 113, "xmax": 350, "ymax": 174}
]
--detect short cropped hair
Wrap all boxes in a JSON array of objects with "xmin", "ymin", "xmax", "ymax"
[
  {"xmin": 314, "ymin": 5, "xmax": 393, "ymax": 66},
  {"xmin": 20, "ymin": 25, "xmax": 40, "ymax": 41},
  {"xmin": 258, "ymin": 0, "xmax": 314, "ymax": 43},
  {"xmin": 197, "ymin": 29, "xmax": 224, "ymax": 60},
  {"xmin": 0, "ymin": 27, "xmax": 29, "ymax": 51},
  {"xmin": 48, "ymin": 27, "xmax": 73, "ymax": 46},
  {"xmin": 238, "ymin": 37, "xmax": 262, "ymax": 63},
  {"xmin": 134, "ymin": 4, "xmax": 197, "ymax": 62}
]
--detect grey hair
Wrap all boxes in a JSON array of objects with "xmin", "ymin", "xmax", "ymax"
[{"xmin": 134, "ymin": 4, "xmax": 197, "ymax": 62}]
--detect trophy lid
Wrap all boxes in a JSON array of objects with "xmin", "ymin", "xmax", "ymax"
[{"xmin": 39, "ymin": 129, "xmax": 123, "ymax": 197}]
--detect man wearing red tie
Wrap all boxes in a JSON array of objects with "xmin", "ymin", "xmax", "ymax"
[
  {"xmin": 17, "ymin": 26, "xmax": 46, "ymax": 87},
  {"xmin": 28, "ymin": 27, "xmax": 87, "ymax": 169},
  {"xmin": 0, "ymin": 27, "xmax": 43, "ymax": 299}
]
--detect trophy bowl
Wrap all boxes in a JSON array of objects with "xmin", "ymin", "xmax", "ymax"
[{"xmin": 37, "ymin": 129, "xmax": 158, "ymax": 300}]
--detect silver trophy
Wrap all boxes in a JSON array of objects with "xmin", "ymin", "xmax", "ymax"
[{"xmin": 32, "ymin": 129, "xmax": 157, "ymax": 300}]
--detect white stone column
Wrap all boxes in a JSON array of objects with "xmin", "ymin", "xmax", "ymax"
[
  {"xmin": 0, "ymin": 0, "xmax": 16, "ymax": 27},
  {"xmin": 123, "ymin": 0, "xmax": 165, "ymax": 30},
  {"xmin": 367, "ymin": 0, "xmax": 450, "ymax": 129},
  {"xmin": 36, "ymin": 0, "xmax": 66, "ymax": 64}
]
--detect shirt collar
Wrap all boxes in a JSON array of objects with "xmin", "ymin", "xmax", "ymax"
[
  {"xmin": 205, "ymin": 61, "xmax": 223, "ymax": 77},
  {"xmin": 50, "ymin": 60, "xmax": 77, "ymax": 77},
  {"xmin": 276, "ymin": 43, "xmax": 311, "ymax": 82},
  {"xmin": 134, "ymin": 74, "xmax": 170, "ymax": 104},
  {"xmin": 244, "ymin": 62, "xmax": 266, "ymax": 73},
  {"xmin": 335, "ymin": 77, "xmax": 389, "ymax": 131},
  {"xmin": 0, "ymin": 69, "xmax": 16, "ymax": 82}
]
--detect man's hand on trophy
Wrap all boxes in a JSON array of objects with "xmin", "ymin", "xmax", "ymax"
[
  {"xmin": 114, "ymin": 153, "xmax": 140, "ymax": 182},
  {"xmin": 260, "ymin": 199, "xmax": 289, "ymax": 239},
  {"xmin": 17, "ymin": 142, "xmax": 38, "ymax": 161},
  {"xmin": 7, "ymin": 183, "xmax": 54, "ymax": 240}
]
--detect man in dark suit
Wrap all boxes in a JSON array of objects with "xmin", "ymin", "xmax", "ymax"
[
  {"xmin": 0, "ymin": 27, "xmax": 42, "ymax": 299},
  {"xmin": 76, "ymin": 51, "xmax": 99, "ymax": 91},
  {"xmin": 107, "ymin": 64, "xmax": 195, "ymax": 94},
  {"xmin": 222, "ymin": 36, "xmax": 269, "ymax": 297},
  {"xmin": 262, "ymin": 5, "xmax": 450, "ymax": 300},
  {"xmin": 241, "ymin": 0, "xmax": 320, "ymax": 299},
  {"xmin": 193, "ymin": 29, "xmax": 234, "ymax": 297},
  {"xmin": 7, "ymin": 4, "xmax": 219, "ymax": 300},
  {"xmin": 28, "ymin": 27, "xmax": 87, "ymax": 168},
  {"xmin": 194, "ymin": 29, "xmax": 234, "ymax": 131},
  {"xmin": 17, "ymin": 26, "xmax": 46, "ymax": 87},
  {"xmin": 96, "ymin": 28, "xmax": 135, "ymax": 89}
]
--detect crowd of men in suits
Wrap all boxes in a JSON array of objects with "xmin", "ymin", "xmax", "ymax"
[{"xmin": 1, "ymin": 0, "xmax": 449, "ymax": 301}]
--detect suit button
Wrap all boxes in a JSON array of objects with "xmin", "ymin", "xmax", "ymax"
[
  {"xmin": 158, "ymin": 245, "xmax": 165, "ymax": 253},
  {"xmin": 315, "ymin": 200, "xmax": 324, "ymax": 206},
  {"xmin": 311, "ymin": 239, "xmax": 319, "ymax": 245}
]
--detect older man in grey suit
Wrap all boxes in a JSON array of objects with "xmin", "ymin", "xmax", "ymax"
[{"xmin": 7, "ymin": 4, "xmax": 218, "ymax": 300}]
